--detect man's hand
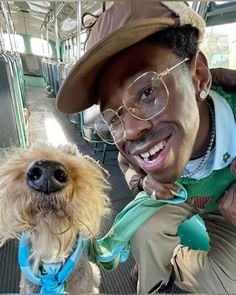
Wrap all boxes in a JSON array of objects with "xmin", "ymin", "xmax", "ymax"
[
  {"xmin": 217, "ymin": 183, "xmax": 236, "ymax": 227},
  {"xmin": 142, "ymin": 175, "xmax": 179, "ymax": 199}
]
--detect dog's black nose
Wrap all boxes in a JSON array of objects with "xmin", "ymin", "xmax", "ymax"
[{"xmin": 26, "ymin": 160, "xmax": 68, "ymax": 194}]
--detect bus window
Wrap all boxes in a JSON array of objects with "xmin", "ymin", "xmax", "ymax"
[
  {"xmin": 30, "ymin": 37, "xmax": 52, "ymax": 58},
  {"xmin": 3, "ymin": 33, "xmax": 25, "ymax": 53},
  {"xmin": 201, "ymin": 22, "xmax": 236, "ymax": 69}
]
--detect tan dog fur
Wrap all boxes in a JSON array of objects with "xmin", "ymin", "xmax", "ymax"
[{"xmin": 0, "ymin": 142, "xmax": 110, "ymax": 293}]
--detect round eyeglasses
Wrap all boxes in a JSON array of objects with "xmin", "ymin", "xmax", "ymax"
[{"xmin": 95, "ymin": 58, "xmax": 189, "ymax": 144}]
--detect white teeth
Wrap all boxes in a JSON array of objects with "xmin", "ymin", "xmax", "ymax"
[
  {"xmin": 141, "ymin": 152, "xmax": 149, "ymax": 158},
  {"xmin": 140, "ymin": 140, "xmax": 166, "ymax": 160},
  {"xmin": 143, "ymin": 157, "xmax": 156, "ymax": 163},
  {"xmin": 149, "ymin": 147, "xmax": 156, "ymax": 156}
]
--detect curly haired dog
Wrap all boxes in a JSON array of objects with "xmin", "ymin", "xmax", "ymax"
[{"xmin": 0, "ymin": 142, "xmax": 110, "ymax": 293}]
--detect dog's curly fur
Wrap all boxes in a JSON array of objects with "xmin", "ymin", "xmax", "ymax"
[{"xmin": 0, "ymin": 142, "xmax": 110, "ymax": 293}]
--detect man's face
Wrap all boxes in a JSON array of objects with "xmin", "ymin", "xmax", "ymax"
[{"xmin": 98, "ymin": 42, "xmax": 201, "ymax": 183}]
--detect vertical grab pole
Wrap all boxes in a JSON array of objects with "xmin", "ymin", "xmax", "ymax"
[
  {"xmin": 40, "ymin": 21, "xmax": 46, "ymax": 59},
  {"xmin": 66, "ymin": 39, "xmax": 69, "ymax": 63},
  {"xmin": 46, "ymin": 21, "xmax": 51, "ymax": 61},
  {"xmin": 0, "ymin": 2, "xmax": 14, "ymax": 53},
  {"xmin": 6, "ymin": 2, "xmax": 18, "ymax": 53},
  {"xmin": 0, "ymin": 4, "xmax": 5, "ymax": 52},
  {"xmin": 54, "ymin": 3, "xmax": 60, "ymax": 62},
  {"xmin": 76, "ymin": 0, "xmax": 82, "ymax": 60}
]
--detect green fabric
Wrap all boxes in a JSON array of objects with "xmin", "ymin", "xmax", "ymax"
[
  {"xmin": 89, "ymin": 187, "xmax": 187, "ymax": 270},
  {"xmin": 177, "ymin": 165, "xmax": 236, "ymax": 212},
  {"xmin": 211, "ymin": 85, "xmax": 236, "ymax": 120},
  {"xmin": 177, "ymin": 215, "xmax": 209, "ymax": 250}
]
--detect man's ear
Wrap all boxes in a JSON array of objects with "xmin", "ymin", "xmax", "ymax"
[{"xmin": 189, "ymin": 50, "xmax": 212, "ymax": 101}]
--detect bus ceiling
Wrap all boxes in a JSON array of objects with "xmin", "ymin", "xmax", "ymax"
[
  {"xmin": 7, "ymin": 1, "xmax": 236, "ymax": 38},
  {"xmin": 7, "ymin": 1, "xmax": 113, "ymax": 42}
]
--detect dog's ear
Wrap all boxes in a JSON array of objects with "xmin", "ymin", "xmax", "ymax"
[{"xmin": 82, "ymin": 155, "xmax": 109, "ymax": 179}]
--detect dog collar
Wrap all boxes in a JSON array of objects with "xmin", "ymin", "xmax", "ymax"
[{"xmin": 18, "ymin": 232, "xmax": 83, "ymax": 293}]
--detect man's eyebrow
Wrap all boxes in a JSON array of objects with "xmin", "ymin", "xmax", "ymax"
[{"xmin": 122, "ymin": 65, "xmax": 154, "ymax": 86}]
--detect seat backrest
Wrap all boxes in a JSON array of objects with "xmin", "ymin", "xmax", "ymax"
[
  {"xmin": 80, "ymin": 105, "xmax": 103, "ymax": 143},
  {"xmin": 20, "ymin": 53, "xmax": 43, "ymax": 77},
  {"xmin": 0, "ymin": 53, "xmax": 27, "ymax": 148},
  {"xmin": 80, "ymin": 104, "xmax": 113, "ymax": 144},
  {"xmin": 82, "ymin": 104, "xmax": 101, "ymax": 125}
]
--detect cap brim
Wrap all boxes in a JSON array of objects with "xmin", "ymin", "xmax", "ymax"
[{"xmin": 56, "ymin": 17, "xmax": 176, "ymax": 114}]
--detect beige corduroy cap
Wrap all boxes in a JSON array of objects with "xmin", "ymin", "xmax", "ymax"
[{"xmin": 56, "ymin": 1, "xmax": 205, "ymax": 114}]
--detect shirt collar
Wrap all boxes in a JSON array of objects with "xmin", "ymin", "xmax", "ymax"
[
  {"xmin": 210, "ymin": 89, "xmax": 236, "ymax": 169},
  {"xmin": 184, "ymin": 89, "xmax": 236, "ymax": 179}
]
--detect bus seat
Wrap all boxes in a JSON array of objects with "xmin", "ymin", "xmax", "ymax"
[
  {"xmin": 52, "ymin": 62, "xmax": 60, "ymax": 95},
  {"xmin": 47, "ymin": 62, "xmax": 56, "ymax": 96},
  {"xmin": 68, "ymin": 112, "xmax": 81, "ymax": 127},
  {"xmin": 81, "ymin": 105, "xmax": 101, "ymax": 140},
  {"xmin": 0, "ymin": 53, "xmax": 27, "ymax": 148},
  {"xmin": 20, "ymin": 53, "xmax": 43, "ymax": 77},
  {"xmin": 0, "ymin": 54, "xmax": 20, "ymax": 147},
  {"xmin": 57, "ymin": 63, "xmax": 66, "ymax": 87},
  {"xmin": 80, "ymin": 105, "xmax": 116, "ymax": 163}
]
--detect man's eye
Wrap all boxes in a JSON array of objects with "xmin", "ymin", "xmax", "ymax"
[
  {"xmin": 139, "ymin": 87, "xmax": 155, "ymax": 102},
  {"xmin": 108, "ymin": 115, "xmax": 120, "ymax": 127}
]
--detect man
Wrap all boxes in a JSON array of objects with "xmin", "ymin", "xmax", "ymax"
[{"xmin": 57, "ymin": 1, "xmax": 236, "ymax": 293}]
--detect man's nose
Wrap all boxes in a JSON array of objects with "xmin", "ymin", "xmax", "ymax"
[{"xmin": 122, "ymin": 112, "xmax": 152, "ymax": 141}]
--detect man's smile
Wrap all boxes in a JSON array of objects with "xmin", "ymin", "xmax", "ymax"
[
  {"xmin": 131, "ymin": 135, "xmax": 172, "ymax": 172},
  {"xmin": 139, "ymin": 140, "xmax": 166, "ymax": 162}
]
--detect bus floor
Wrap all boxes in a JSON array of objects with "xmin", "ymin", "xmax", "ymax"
[{"xmin": 0, "ymin": 85, "xmax": 136, "ymax": 293}]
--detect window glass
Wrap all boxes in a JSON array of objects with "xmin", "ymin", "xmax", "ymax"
[
  {"xmin": 30, "ymin": 37, "xmax": 52, "ymax": 57},
  {"xmin": 201, "ymin": 22, "xmax": 236, "ymax": 69},
  {"xmin": 187, "ymin": 1, "xmax": 193, "ymax": 9},
  {"xmin": 80, "ymin": 32, "xmax": 87, "ymax": 57},
  {"xmin": 213, "ymin": 1, "xmax": 229, "ymax": 6},
  {"xmin": 3, "ymin": 33, "xmax": 25, "ymax": 53},
  {"xmin": 73, "ymin": 32, "xmax": 87, "ymax": 59}
]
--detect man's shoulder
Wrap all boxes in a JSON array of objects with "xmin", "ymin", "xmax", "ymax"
[{"xmin": 211, "ymin": 84, "xmax": 236, "ymax": 113}]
